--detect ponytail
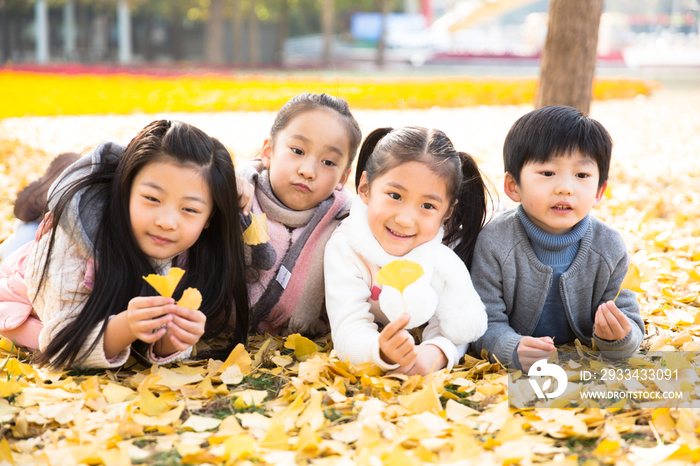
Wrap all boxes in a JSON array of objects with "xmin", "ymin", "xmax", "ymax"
[
  {"xmin": 355, "ymin": 127, "xmax": 393, "ymax": 188},
  {"xmin": 444, "ymin": 152, "xmax": 491, "ymax": 270}
]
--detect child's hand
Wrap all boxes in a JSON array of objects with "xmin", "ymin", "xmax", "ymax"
[
  {"xmin": 161, "ymin": 305, "xmax": 207, "ymax": 352},
  {"xmin": 378, "ymin": 313, "xmax": 417, "ymax": 367},
  {"xmin": 125, "ymin": 296, "xmax": 175, "ymax": 343},
  {"xmin": 517, "ymin": 336, "xmax": 555, "ymax": 372},
  {"xmin": 594, "ymin": 301, "xmax": 631, "ymax": 341},
  {"xmin": 236, "ymin": 176, "xmax": 255, "ymax": 216},
  {"xmin": 387, "ymin": 344, "xmax": 447, "ymax": 376}
]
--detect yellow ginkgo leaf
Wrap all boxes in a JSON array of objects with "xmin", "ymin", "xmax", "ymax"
[
  {"xmin": 242, "ymin": 213, "xmax": 270, "ymax": 245},
  {"xmin": 177, "ymin": 288, "xmax": 202, "ymax": 310},
  {"xmin": 0, "ymin": 437, "xmax": 14, "ymax": 465},
  {"xmin": 143, "ymin": 267, "xmax": 185, "ymax": 298},
  {"xmin": 614, "ymin": 263, "xmax": 644, "ymax": 300},
  {"xmin": 138, "ymin": 388, "xmax": 171, "ymax": 416},
  {"xmin": 376, "ymin": 260, "xmax": 424, "ymax": 294},
  {"xmin": 284, "ymin": 334, "xmax": 319, "ymax": 361}
]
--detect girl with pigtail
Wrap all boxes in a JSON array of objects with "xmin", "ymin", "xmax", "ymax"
[{"xmin": 324, "ymin": 126, "xmax": 491, "ymax": 375}]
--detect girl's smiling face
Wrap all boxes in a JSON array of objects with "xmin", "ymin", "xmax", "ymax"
[
  {"xmin": 358, "ymin": 161, "xmax": 453, "ymax": 257},
  {"xmin": 129, "ymin": 160, "xmax": 213, "ymax": 260}
]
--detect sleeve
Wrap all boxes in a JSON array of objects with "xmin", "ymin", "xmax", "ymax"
[
  {"xmin": 324, "ymin": 232, "xmax": 399, "ymax": 372},
  {"xmin": 26, "ymin": 229, "xmax": 131, "ymax": 369},
  {"xmin": 470, "ymin": 234, "xmax": 523, "ymax": 367},
  {"xmin": 429, "ymin": 246, "xmax": 487, "ymax": 346},
  {"xmin": 593, "ymin": 249, "xmax": 645, "ymax": 358},
  {"xmin": 420, "ymin": 320, "xmax": 467, "ymax": 371},
  {"xmin": 146, "ymin": 344, "xmax": 193, "ymax": 365}
]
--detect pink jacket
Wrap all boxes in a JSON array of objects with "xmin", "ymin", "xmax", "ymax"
[{"xmin": 0, "ymin": 241, "xmax": 41, "ymax": 349}]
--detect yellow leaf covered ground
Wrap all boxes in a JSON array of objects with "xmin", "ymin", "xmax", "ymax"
[{"xmin": 0, "ymin": 86, "xmax": 699, "ymax": 465}]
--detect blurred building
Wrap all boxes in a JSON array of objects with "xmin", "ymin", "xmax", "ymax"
[{"xmin": 0, "ymin": 0, "xmax": 698, "ymax": 68}]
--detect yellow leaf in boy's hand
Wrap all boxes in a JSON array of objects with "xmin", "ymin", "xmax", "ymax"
[
  {"xmin": 143, "ymin": 267, "xmax": 185, "ymax": 298},
  {"xmin": 376, "ymin": 260, "xmax": 424, "ymax": 293},
  {"xmin": 177, "ymin": 288, "xmax": 202, "ymax": 310},
  {"xmin": 242, "ymin": 213, "xmax": 270, "ymax": 245}
]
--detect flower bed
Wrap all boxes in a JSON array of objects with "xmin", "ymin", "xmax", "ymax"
[{"xmin": 0, "ymin": 70, "xmax": 658, "ymax": 118}]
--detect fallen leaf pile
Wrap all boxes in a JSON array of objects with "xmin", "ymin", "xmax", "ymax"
[{"xmin": 0, "ymin": 88, "xmax": 699, "ymax": 465}]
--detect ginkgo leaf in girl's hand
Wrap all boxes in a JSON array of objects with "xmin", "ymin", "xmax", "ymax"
[
  {"xmin": 143, "ymin": 267, "xmax": 185, "ymax": 298},
  {"xmin": 177, "ymin": 288, "xmax": 202, "ymax": 310},
  {"xmin": 242, "ymin": 213, "xmax": 270, "ymax": 245},
  {"xmin": 376, "ymin": 260, "xmax": 424, "ymax": 293}
]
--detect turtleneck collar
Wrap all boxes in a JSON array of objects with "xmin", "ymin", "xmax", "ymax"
[{"xmin": 517, "ymin": 205, "xmax": 589, "ymax": 266}]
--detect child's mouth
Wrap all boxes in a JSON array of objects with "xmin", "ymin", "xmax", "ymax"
[
  {"xmin": 552, "ymin": 205, "xmax": 573, "ymax": 211},
  {"xmin": 387, "ymin": 227, "xmax": 413, "ymax": 239}
]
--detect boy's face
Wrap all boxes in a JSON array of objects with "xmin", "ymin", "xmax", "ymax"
[
  {"xmin": 504, "ymin": 150, "xmax": 607, "ymax": 235},
  {"xmin": 261, "ymin": 109, "xmax": 351, "ymax": 211}
]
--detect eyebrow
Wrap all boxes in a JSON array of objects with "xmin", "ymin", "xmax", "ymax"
[
  {"xmin": 290, "ymin": 134, "xmax": 344, "ymax": 158},
  {"xmin": 386, "ymin": 181, "xmax": 444, "ymax": 203},
  {"xmin": 140, "ymin": 181, "xmax": 208, "ymax": 204}
]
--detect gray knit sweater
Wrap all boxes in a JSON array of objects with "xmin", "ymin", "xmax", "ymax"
[{"xmin": 471, "ymin": 208, "xmax": 644, "ymax": 366}]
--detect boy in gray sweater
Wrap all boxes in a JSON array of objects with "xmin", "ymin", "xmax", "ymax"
[{"xmin": 471, "ymin": 106, "xmax": 645, "ymax": 371}]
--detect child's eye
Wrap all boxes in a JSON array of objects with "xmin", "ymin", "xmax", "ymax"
[
  {"xmin": 291, "ymin": 147, "xmax": 303, "ymax": 155},
  {"xmin": 388, "ymin": 193, "xmax": 401, "ymax": 200},
  {"xmin": 421, "ymin": 203, "xmax": 436, "ymax": 210},
  {"xmin": 183, "ymin": 207, "xmax": 200, "ymax": 214},
  {"xmin": 540, "ymin": 171, "xmax": 555, "ymax": 177},
  {"xmin": 143, "ymin": 195, "xmax": 160, "ymax": 203},
  {"xmin": 322, "ymin": 160, "xmax": 336, "ymax": 167},
  {"xmin": 576, "ymin": 173, "xmax": 591, "ymax": 179}
]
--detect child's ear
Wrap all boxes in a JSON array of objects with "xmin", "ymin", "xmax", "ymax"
[
  {"xmin": 357, "ymin": 171, "xmax": 370, "ymax": 205},
  {"xmin": 336, "ymin": 166, "xmax": 351, "ymax": 191},
  {"xmin": 593, "ymin": 181, "xmax": 608, "ymax": 207},
  {"xmin": 260, "ymin": 138, "xmax": 273, "ymax": 169},
  {"xmin": 204, "ymin": 209, "xmax": 215, "ymax": 229},
  {"xmin": 503, "ymin": 172, "xmax": 521, "ymax": 203},
  {"xmin": 443, "ymin": 199, "xmax": 457, "ymax": 224}
]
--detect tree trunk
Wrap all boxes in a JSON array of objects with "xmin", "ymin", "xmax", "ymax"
[
  {"xmin": 171, "ymin": 5, "xmax": 185, "ymax": 61},
  {"xmin": 231, "ymin": 0, "xmax": 243, "ymax": 64},
  {"xmin": 0, "ymin": 0, "xmax": 7, "ymax": 63},
  {"xmin": 376, "ymin": 0, "xmax": 391, "ymax": 67},
  {"xmin": 535, "ymin": 0, "xmax": 603, "ymax": 115},
  {"xmin": 205, "ymin": 0, "xmax": 225, "ymax": 63},
  {"xmin": 249, "ymin": 0, "xmax": 260, "ymax": 66},
  {"xmin": 274, "ymin": 0, "xmax": 289, "ymax": 64},
  {"xmin": 143, "ymin": 11, "xmax": 154, "ymax": 61},
  {"xmin": 77, "ymin": 0, "xmax": 88, "ymax": 61},
  {"xmin": 321, "ymin": 0, "xmax": 333, "ymax": 66}
]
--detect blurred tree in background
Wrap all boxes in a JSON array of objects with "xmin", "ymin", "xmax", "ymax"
[{"xmin": 0, "ymin": 0, "xmax": 390, "ymax": 65}]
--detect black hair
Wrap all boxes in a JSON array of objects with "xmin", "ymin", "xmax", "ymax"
[
  {"xmin": 269, "ymin": 93, "xmax": 362, "ymax": 167},
  {"xmin": 34, "ymin": 120, "xmax": 249, "ymax": 368},
  {"xmin": 503, "ymin": 105, "xmax": 612, "ymax": 188},
  {"xmin": 355, "ymin": 126, "xmax": 491, "ymax": 269}
]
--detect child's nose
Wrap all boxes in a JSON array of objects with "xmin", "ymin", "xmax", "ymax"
[
  {"xmin": 155, "ymin": 209, "xmax": 177, "ymax": 230},
  {"xmin": 555, "ymin": 178, "xmax": 573, "ymax": 195},
  {"xmin": 297, "ymin": 158, "xmax": 315, "ymax": 180},
  {"xmin": 394, "ymin": 206, "xmax": 415, "ymax": 227}
]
